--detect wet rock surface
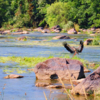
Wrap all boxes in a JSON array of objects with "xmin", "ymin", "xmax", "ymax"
[
  {"xmin": 35, "ymin": 82, "xmax": 51, "ymax": 87},
  {"xmin": 34, "ymin": 58, "xmax": 86, "ymax": 80},
  {"xmin": 4, "ymin": 74, "xmax": 24, "ymax": 79},
  {"xmin": 71, "ymin": 66, "xmax": 100, "ymax": 95},
  {"xmin": 52, "ymin": 35, "xmax": 70, "ymax": 39}
]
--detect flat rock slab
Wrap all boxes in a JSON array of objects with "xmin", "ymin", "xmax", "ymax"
[
  {"xmin": 35, "ymin": 82, "xmax": 51, "ymax": 87},
  {"xmin": 52, "ymin": 35, "xmax": 70, "ymax": 39},
  {"xmin": 34, "ymin": 58, "xmax": 86, "ymax": 80},
  {"xmin": 71, "ymin": 66, "xmax": 100, "ymax": 95},
  {"xmin": 4, "ymin": 74, "xmax": 24, "ymax": 79}
]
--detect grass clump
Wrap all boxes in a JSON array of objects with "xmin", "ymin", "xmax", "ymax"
[
  {"xmin": 92, "ymin": 39, "xmax": 99, "ymax": 45},
  {"xmin": 0, "ymin": 55, "xmax": 88, "ymax": 67},
  {"xmin": 0, "ymin": 55, "xmax": 90, "ymax": 74},
  {"xmin": 0, "ymin": 56, "xmax": 54, "ymax": 67}
]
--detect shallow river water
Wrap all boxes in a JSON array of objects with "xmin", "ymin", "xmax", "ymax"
[{"xmin": 0, "ymin": 32, "xmax": 100, "ymax": 100}]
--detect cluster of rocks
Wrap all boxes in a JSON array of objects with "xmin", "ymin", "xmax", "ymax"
[
  {"xmin": 34, "ymin": 25, "xmax": 62, "ymax": 33},
  {"xmin": 34, "ymin": 57, "xmax": 100, "ymax": 96},
  {"xmin": 71, "ymin": 67, "xmax": 100, "ymax": 95},
  {"xmin": 1, "ymin": 25, "xmax": 100, "ymax": 35},
  {"xmin": 0, "ymin": 29, "xmax": 29, "ymax": 35},
  {"xmin": 34, "ymin": 26, "xmax": 78, "ymax": 34},
  {"xmin": 3, "ymin": 57, "xmax": 100, "ymax": 96}
]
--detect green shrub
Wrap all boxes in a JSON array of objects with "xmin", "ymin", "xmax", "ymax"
[
  {"xmin": 63, "ymin": 21, "xmax": 74, "ymax": 30},
  {"xmin": 74, "ymin": 24, "xmax": 80, "ymax": 32},
  {"xmin": 39, "ymin": 20, "xmax": 46, "ymax": 27}
]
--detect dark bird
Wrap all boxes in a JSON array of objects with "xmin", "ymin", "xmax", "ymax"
[{"xmin": 63, "ymin": 40, "xmax": 84, "ymax": 57}]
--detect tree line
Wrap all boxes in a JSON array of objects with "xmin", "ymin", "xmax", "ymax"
[{"xmin": 0, "ymin": 0, "xmax": 100, "ymax": 29}]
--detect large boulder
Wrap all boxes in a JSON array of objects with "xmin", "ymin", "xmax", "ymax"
[
  {"xmin": 34, "ymin": 58, "xmax": 86, "ymax": 80},
  {"xmin": 71, "ymin": 66, "xmax": 100, "ymax": 95}
]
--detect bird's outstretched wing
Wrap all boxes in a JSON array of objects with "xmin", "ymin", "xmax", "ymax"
[
  {"xmin": 77, "ymin": 40, "xmax": 84, "ymax": 52},
  {"xmin": 63, "ymin": 42, "xmax": 75, "ymax": 53}
]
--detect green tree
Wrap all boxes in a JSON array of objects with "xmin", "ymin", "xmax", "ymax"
[
  {"xmin": 0, "ymin": 0, "xmax": 8, "ymax": 27},
  {"xmin": 45, "ymin": 2, "xmax": 71, "ymax": 28}
]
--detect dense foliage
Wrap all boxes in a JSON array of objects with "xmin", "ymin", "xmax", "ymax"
[{"xmin": 0, "ymin": 0, "xmax": 100, "ymax": 28}]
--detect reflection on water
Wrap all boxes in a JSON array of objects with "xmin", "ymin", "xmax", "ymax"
[{"xmin": 0, "ymin": 32, "xmax": 99, "ymax": 100}]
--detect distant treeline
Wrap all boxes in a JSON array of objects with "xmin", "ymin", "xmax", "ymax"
[{"xmin": 0, "ymin": 0, "xmax": 100, "ymax": 29}]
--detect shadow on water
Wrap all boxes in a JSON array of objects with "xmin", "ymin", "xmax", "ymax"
[{"xmin": 0, "ymin": 32, "xmax": 99, "ymax": 100}]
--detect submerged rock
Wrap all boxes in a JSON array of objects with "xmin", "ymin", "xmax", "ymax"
[
  {"xmin": 4, "ymin": 74, "xmax": 24, "ymax": 79},
  {"xmin": 71, "ymin": 66, "xmax": 100, "ymax": 95},
  {"xmin": 34, "ymin": 58, "xmax": 86, "ymax": 80},
  {"xmin": 17, "ymin": 36, "xmax": 27, "ymax": 41},
  {"xmin": 35, "ymin": 82, "xmax": 51, "ymax": 87},
  {"xmin": 52, "ymin": 35, "xmax": 70, "ymax": 39},
  {"xmin": 46, "ymin": 85, "xmax": 63, "ymax": 88}
]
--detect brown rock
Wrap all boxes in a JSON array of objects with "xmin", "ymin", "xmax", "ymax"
[
  {"xmin": 52, "ymin": 35, "xmax": 70, "ymax": 39},
  {"xmin": 22, "ymin": 31, "xmax": 29, "ymax": 34},
  {"xmin": 51, "ymin": 25, "xmax": 61, "ymax": 33},
  {"xmin": 46, "ymin": 85, "xmax": 63, "ymax": 88},
  {"xmin": 71, "ymin": 66, "xmax": 100, "ymax": 95},
  {"xmin": 17, "ymin": 36, "xmax": 27, "ymax": 41},
  {"xmin": 84, "ymin": 39, "xmax": 93, "ymax": 45},
  {"xmin": 84, "ymin": 67, "xmax": 91, "ymax": 73},
  {"xmin": 72, "ymin": 78, "xmax": 85, "ymax": 85},
  {"xmin": 41, "ymin": 29, "xmax": 50, "ymax": 33},
  {"xmin": 34, "ymin": 58, "xmax": 86, "ymax": 80},
  {"xmin": 4, "ymin": 74, "xmax": 24, "ymax": 79},
  {"xmin": 46, "ymin": 85, "xmax": 72, "ymax": 89},
  {"xmin": 12, "ymin": 32, "xmax": 24, "ymax": 35},
  {"xmin": 67, "ymin": 28, "xmax": 77, "ymax": 34},
  {"xmin": 35, "ymin": 82, "xmax": 51, "ymax": 87},
  {"xmin": 27, "ymin": 68, "xmax": 34, "ymax": 71},
  {"xmin": 91, "ymin": 27, "xmax": 96, "ymax": 31},
  {"xmin": 34, "ymin": 27, "xmax": 43, "ymax": 32}
]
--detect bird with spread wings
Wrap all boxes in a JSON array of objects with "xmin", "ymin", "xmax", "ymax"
[{"xmin": 63, "ymin": 40, "xmax": 84, "ymax": 57}]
